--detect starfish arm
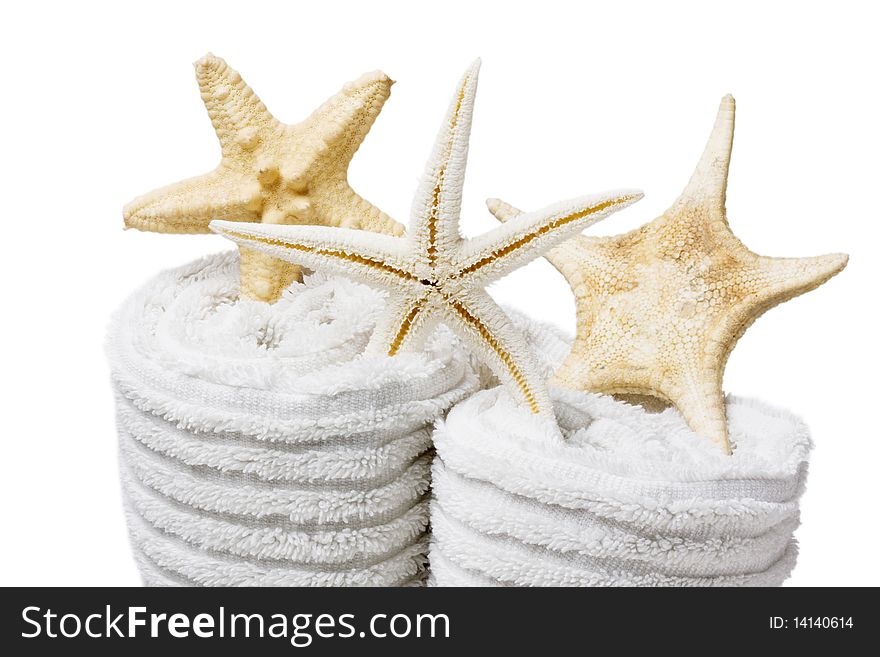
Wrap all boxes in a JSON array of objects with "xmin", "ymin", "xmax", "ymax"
[
  {"xmin": 484, "ymin": 197, "xmax": 519, "ymax": 222},
  {"xmin": 194, "ymin": 54, "xmax": 282, "ymax": 160},
  {"xmin": 667, "ymin": 375, "xmax": 732, "ymax": 455},
  {"xmin": 551, "ymin": 349, "xmax": 594, "ymax": 393},
  {"xmin": 303, "ymin": 71, "xmax": 394, "ymax": 172},
  {"xmin": 439, "ymin": 288, "xmax": 553, "ymax": 415},
  {"xmin": 673, "ymin": 94, "xmax": 735, "ymax": 213},
  {"xmin": 209, "ymin": 220, "xmax": 417, "ymax": 293},
  {"xmin": 464, "ymin": 190, "xmax": 642, "ymax": 283},
  {"xmin": 485, "ymin": 198, "xmax": 585, "ymax": 273},
  {"xmin": 238, "ymin": 247, "xmax": 302, "ymax": 303},
  {"xmin": 123, "ymin": 168, "xmax": 262, "ymax": 233},
  {"xmin": 708, "ymin": 252, "xmax": 849, "ymax": 354},
  {"xmin": 289, "ymin": 71, "xmax": 405, "ymax": 239},
  {"xmin": 408, "ymin": 60, "xmax": 481, "ymax": 271},
  {"xmin": 366, "ymin": 291, "xmax": 439, "ymax": 356},
  {"xmin": 752, "ymin": 252, "xmax": 849, "ymax": 303},
  {"xmin": 308, "ymin": 183, "xmax": 406, "ymax": 236},
  {"xmin": 542, "ymin": 238, "xmax": 590, "ymax": 276}
]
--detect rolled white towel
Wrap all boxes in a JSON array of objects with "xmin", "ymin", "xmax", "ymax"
[
  {"xmin": 430, "ymin": 315, "xmax": 811, "ymax": 587},
  {"xmin": 107, "ymin": 251, "xmax": 479, "ymax": 586}
]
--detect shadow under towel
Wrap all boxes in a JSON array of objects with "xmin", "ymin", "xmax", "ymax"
[
  {"xmin": 429, "ymin": 315, "xmax": 811, "ymax": 587},
  {"xmin": 107, "ymin": 251, "xmax": 478, "ymax": 586}
]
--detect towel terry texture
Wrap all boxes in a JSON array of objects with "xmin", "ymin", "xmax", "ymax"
[
  {"xmin": 107, "ymin": 251, "xmax": 478, "ymax": 586},
  {"xmin": 429, "ymin": 313, "xmax": 812, "ymax": 586}
]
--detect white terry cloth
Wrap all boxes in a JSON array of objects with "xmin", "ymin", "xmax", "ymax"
[
  {"xmin": 107, "ymin": 251, "xmax": 479, "ymax": 587},
  {"xmin": 429, "ymin": 314, "xmax": 812, "ymax": 587}
]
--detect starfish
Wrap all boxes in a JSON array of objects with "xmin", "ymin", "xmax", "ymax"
[
  {"xmin": 488, "ymin": 95, "xmax": 848, "ymax": 453},
  {"xmin": 211, "ymin": 61, "xmax": 642, "ymax": 416},
  {"xmin": 123, "ymin": 53, "xmax": 404, "ymax": 303}
]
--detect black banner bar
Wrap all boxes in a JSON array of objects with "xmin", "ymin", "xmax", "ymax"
[{"xmin": 1, "ymin": 587, "xmax": 868, "ymax": 654}]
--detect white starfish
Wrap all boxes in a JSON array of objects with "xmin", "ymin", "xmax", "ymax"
[{"xmin": 212, "ymin": 61, "xmax": 642, "ymax": 416}]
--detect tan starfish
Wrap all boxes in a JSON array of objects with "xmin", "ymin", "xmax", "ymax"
[
  {"xmin": 123, "ymin": 53, "xmax": 404, "ymax": 302},
  {"xmin": 488, "ymin": 95, "xmax": 847, "ymax": 453},
  {"xmin": 211, "ymin": 61, "xmax": 642, "ymax": 416}
]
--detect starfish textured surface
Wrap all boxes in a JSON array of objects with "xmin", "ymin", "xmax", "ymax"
[
  {"xmin": 489, "ymin": 96, "xmax": 848, "ymax": 453},
  {"xmin": 124, "ymin": 54, "xmax": 404, "ymax": 302},
  {"xmin": 212, "ymin": 61, "xmax": 642, "ymax": 416}
]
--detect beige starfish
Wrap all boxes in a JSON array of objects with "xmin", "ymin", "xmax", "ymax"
[
  {"xmin": 211, "ymin": 61, "xmax": 642, "ymax": 417},
  {"xmin": 489, "ymin": 95, "xmax": 848, "ymax": 453},
  {"xmin": 123, "ymin": 54, "xmax": 404, "ymax": 302}
]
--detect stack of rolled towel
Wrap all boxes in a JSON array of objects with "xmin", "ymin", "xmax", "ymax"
[
  {"xmin": 107, "ymin": 252, "xmax": 478, "ymax": 586},
  {"xmin": 429, "ymin": 317, "xmax": 812, "ymax": 586}
]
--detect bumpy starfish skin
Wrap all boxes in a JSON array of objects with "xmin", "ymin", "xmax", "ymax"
[
  {"xmin": 124, "ymin": 54, "xmax": 403, "ymax": 302},
  {"xmin": 211, "ymin": 61, "xmax": 642, "ymax": 416},
  {"xmin": 489, "ymin": 96, "xmax": 847, "ymax": 453}
]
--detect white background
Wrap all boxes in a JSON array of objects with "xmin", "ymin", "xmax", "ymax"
[{"xmin": 0, "ymin": 0, "xmax": 877, "ymax": 586}]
